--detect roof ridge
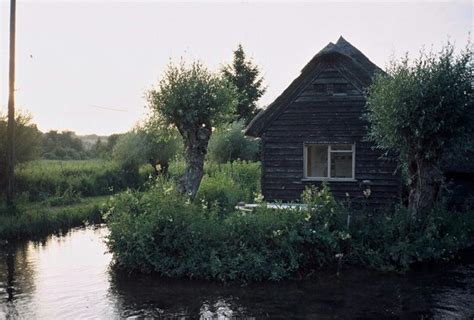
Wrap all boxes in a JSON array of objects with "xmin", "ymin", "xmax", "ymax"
[
  {"xmin": 245, "ymin": 36, "xmax": 382, "ymax": 137},
  {"xmin": 334, "ymin": 36, "xmax": 381, "ymax": 75}
]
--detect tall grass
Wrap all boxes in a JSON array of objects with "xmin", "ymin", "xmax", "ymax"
[
  {"xmin": 0, "ymin": 196, "xmax": 108, "ymax": 240},
  {"xmin": 14, "ymin": 160, "xmax": 148, "ymax": 202},
  {"xmin": 167, "ymin": 160, "xmax": 260, "ymax": 212}
]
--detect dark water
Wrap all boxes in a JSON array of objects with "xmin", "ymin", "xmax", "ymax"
[{"xmin": 0, "ymin": 226, "xmax": 473, "ymax": 319}]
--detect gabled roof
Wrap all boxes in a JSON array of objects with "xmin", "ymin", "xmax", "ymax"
[{"xmin": 245, "ymin": 36, "xmax": 383, "ymax": 137}]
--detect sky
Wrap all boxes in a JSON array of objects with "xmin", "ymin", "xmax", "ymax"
[{"xmin": 0, "ymin": 0, "xmax": 472, "ymax": 135}]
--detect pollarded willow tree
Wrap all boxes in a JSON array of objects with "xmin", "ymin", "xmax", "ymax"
[
  {"xmin": 366, "ymin": 42, "xmax": 473, "ymax": 216},
  {"xmin": 147, "ymin": 61, "xmax": 236, "ymax": 198}
]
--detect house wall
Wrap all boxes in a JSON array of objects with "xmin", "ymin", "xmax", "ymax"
[{"xmin": 261, "ymin": 63, "xmax": 400, "ymax": 207}]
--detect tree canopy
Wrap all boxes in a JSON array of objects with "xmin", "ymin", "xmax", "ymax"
[
  {"xmin": 222, "ymin": 44, "xmax": 266, "ymax": 124},
  {"xmin": 0, "ymin": 112, "xmax": 42, "ymax": 193},
  {"xmin": 365, "ymin": 42, "xmax": 473, "ymax": 215},
  {"xmin": 147, "ymin": 60, "xmax": 236, "ymax": 197}
]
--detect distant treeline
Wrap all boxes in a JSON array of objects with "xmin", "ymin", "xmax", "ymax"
[
  {"xmin": 0, "ymin": 112, "xmax": 121, "ymax": 162},
  {"xmin": 42, "ymin": 130, "xmax": 121, "ymax": 160}
]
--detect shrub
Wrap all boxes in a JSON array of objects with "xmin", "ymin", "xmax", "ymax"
[
  {"xmin": 197, "ymin": 161, "xmax": 261, "ymax": 213},
  {"xmin": 105, "ymin": 182, "xmax": 347, "ymax": 281},
  {"xmin": 105, "ymin": 181, "xmax": 474, "ymax": 282},
  {"xmin": 207, "ymin": 120, "xmax": 260, "ymax": 163},
  {"xmin": 349, "ymin": 205, "xmax": 474, "ymax": 271}
]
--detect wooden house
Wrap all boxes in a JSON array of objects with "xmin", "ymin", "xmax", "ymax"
[{"xmin": 245, "ymin": 37, "xmax": 400, "ymax": 207}]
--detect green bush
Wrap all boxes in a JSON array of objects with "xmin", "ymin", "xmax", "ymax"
[
  {"xmin": 207, "ymin": 120, "xmax": 260, "ymax": 163},
  {"xmin": 105, "ymin": 182, "xmax": 346, "ymax": 281},
  {"xmin": 105, "ymin": 180, "xmax": 474, "ymax": 282},
  {"xmin": 197, "ymin": 161, "xmax": 261, "ymax": 213},
  {"xmin": 350, "ymin": 205, "xmax": 474, "ymax": 271}
]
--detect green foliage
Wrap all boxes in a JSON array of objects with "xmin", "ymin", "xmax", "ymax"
[
  {"xmin": 45, "ymin": 186, "xmax": 82, "ymax": 207},
  {"xmin": 350, "ymin": 205, "xmax": 474, "ymax": 271},
  {"xmin": 104, "ymin": 182, "xmax": 342, "ymax": 282},
  {"xmin": 42, "ymin": 130, "xmax": 88, "ymax": 160},
  {"xmin": 138, "ymin": 123, "xmax": 182, "ymax": 174},
  {"xmin": 207, "ymin": 120, "xmax": 260, "ymax": 163},
  {"xmin": 112, "ymin": 127, "xmax": 181, "ymax": 180},
  {"xmin": 92, "ymin": 134, "xmax": 123, "ymax": 159},
  {"xmin": 365, "ymin": 41, "xmax": 473, "ymax": 213},
  {"xmin": 197, "ymin": 161, "xmax": 261, "ymax": 213},
  {"xmin": 366, "ymin": 43, "xmax": 473, "ymax": 162},
  {"xmin": 14, "ymin": 160, "xmax": 144, "ymax": 202},
  {"xmin": 105, "ymin": 181, "xmax": 474, "ymax": 282},
  {"xmin": 222, "ymin": 44, "xmax": 266, "ymax": 124},
  {"xmin": 112, "ymin": 132, "xmax": 145, "ymax": 173},
  {"xmin": 0, "ymin": 196, "xmax": 107, "ymax": 240},
  {"xmin": 147, "ymin": 60, "xmax": 236, "ymax": 134},
  {"xmin": 147, "ymin": 60, "xmax": 237, "ymax": 197},
  {"xmin": 0, "ymin": 111, "xmax": 43, "ymax": 191}
]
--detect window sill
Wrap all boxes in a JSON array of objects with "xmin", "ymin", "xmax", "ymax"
[{"xmin": 302, "ymin": 178, "xmax": 357, "ymax": 182}]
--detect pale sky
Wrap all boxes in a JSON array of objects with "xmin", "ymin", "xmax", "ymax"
[{"xmin": 0, "ymin": 0, "xmax": 472, "ymax": 135}]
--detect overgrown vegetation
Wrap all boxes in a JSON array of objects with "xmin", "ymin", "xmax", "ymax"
[
  {"xmin": 0, "ymin": 111, "xmax": 43, "ymax": 191},
  {"xmin": 105, "ymin": 179, "xmax": 474, "ymax": 282},
  {"xmin": 14, "ymin": 160, "xmax": 149, "ymax": 202},
  {"xmin": 147, "ymin": 60, "xmax": 237, "ymax": 198},
  {"xmin": 366, "ymin": 41, "xmax": 473, "ymax": 215},
  {"xmin": 0, "ymin": 195, "xmax": 107, "ymax": 240},
  {"xmin": 207, "ymin": 120, "xmax": 260, "ymax": 163}
]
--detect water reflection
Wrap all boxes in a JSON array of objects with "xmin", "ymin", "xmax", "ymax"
[{"xmin": 0, "ymin": 226, "xmax": 473, "ymax": 319}]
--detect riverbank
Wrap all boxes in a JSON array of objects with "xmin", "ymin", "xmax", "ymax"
[
  {"xmin": 0, "ymin": 195, "xmax": 109, "ymax": 240},
  {"xmin": 1, "ymin": 225, "xmax": 473, "ymax": 319}
]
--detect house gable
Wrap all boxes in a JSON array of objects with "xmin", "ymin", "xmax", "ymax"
[
  {"xmin": 246, "ymin": 37, "xmax": 382, "ymax": 137},
  {"xmin": 248, "ymin": 37, "xmax": 400, "ymax": 207}
]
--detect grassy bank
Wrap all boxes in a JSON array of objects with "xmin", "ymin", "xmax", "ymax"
[
  {"xmin": 0, "ymin": 195, "xmax": 109, "ymax": 240},
  {"xmin": 104, "ymin": 178, "xmax": 474, "ymax": 282}
]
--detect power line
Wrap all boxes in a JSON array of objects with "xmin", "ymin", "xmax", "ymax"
[{"xmin": 89, "ymin": 104, "xmax": 128, "ymax": 112}]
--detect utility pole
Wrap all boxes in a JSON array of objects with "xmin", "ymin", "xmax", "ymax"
[{"xmin": 6, "ymin": 0, "xmax": 16, "ymax": 207}]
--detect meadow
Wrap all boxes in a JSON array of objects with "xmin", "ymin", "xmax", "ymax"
[
  {"xmin": 0, "ymin": 159, "xmax": 147, "ymax": 240},
  {"xmin": 0, "ymin": 159, "xmax": 260, "ymax": 240},
  {"xmin": 14, "ymin": 160, "xmax": 151, "ymax": 202}
]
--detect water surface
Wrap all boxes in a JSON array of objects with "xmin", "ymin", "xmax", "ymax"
[{"xmin": 0, "ymin": 226, "xmax": 473, "ymax": 319}]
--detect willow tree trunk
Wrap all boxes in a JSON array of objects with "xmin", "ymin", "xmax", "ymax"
[
  {"xmin": 178, "ymin": 126, "xmax": 211, "ymax": 199},
  {"xmin": 408, "ymin": 159, "xmax": 443, "ymax": 217}
]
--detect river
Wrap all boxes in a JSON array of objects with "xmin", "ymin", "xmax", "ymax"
[{"xmin": 0, "ymin": 226, "xmax": 473, "ymax": 319}]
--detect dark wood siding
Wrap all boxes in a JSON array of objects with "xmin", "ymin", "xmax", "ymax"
[{"xmin": 261, "ymin": 65, "xmax": 400, "ymax": 207}]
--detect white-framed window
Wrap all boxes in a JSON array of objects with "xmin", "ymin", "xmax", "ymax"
[{"xmin": 303, "ymin": 144, "xmax": 355, "ymax": 181}]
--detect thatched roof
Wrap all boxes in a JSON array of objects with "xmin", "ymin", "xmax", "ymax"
[{"xmin": 245, "ymin": 36, "xmax": 382, "ymax": 137}]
